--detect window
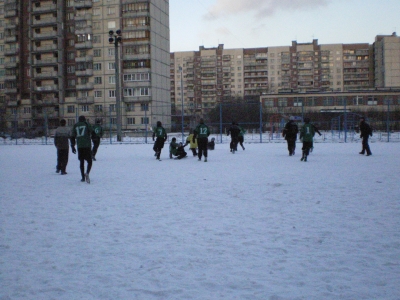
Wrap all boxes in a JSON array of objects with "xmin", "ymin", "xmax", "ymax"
[
  {"xmin": 93, "ymin": 36, "xmax": 101, "ymax": 44},
  {"xmin": 293, "ymin": 97, "xmax": 303, "ymax": 107},
  {"xmin": 67, "ymin": 65, "xmax": 75, "ymax": 73},
  {"xmin": 93, "ymin": 22, "xmax": 101, "ymax": 29},
  {"xmin": 278, "ymin": 98, "xmax": 287, "ymax": 107},
  {"xmin": 24, "ymin": 120, "xmax": 32, "ymax": 128},
  {"xmin": 109, "ymin": 90, "xmax": 116, "ymax": 97},
  {"xmin": 94, "ymin": 90, "xmax": 102, "ymax": 97},
  {"xmin": 93, "ymin": 8, "xmax": 101, "ymax": 16},
  {"xmin": 109, "ymin": 76, "xmax": 116, "ymax": 84},
  {"xmin": 67, "ymin": 105, "xmax": 75, "ymax": 113},
  {"xmin": 94, "ymin": 63, "xmax": 102, "ymax": 71},
  {"xmin": 108, "ymin": 48, "xmax": 115, "ymax": 56},
  {"xmin": 123, "ymin": 72, "xmax": 150, "ymax": 81},
  {"xmin": 323, "ymin": 97, "xmax": 334, "ymax": 106},
  {"xmin": 95, "ymin": 105, "xmax": 103, "ymax": 112},
  {"xmin": 81, "ymin": 105, "xmax": 90, "ymax": 112},
  {"xmin": 110, "ymin": 118, "xmax": 116, "ymax": 124},
  {"xmin": 94, "ymin": 77, "xmax": 102, "ymax": 84},
  {"xmin": 108, "ymin": 62, "xmax": 115, "ymax": 70},
  {"xmin": 93, "ymin": 49, "xmax": 101, "ymax": 57},
  {"xmin": 107, "ymin": 7, "xmax": 116, "ymax": 15},
  {"xmin": 127, "ymin": 117, "xmax": 135, "ymax": 125},
  {"xmin": 23, "ymin": 107, "xmax": 31, "ymax": 114},
  {"xmin": 123, "ymin": 88, "xmax": 134, "ymax": 96},
  {"xmin": 141, "ymin": 117, "xmax": 149, "ymax": 124},
  {"xmin": 109, "ymin": 104, "xmax": 116, "ymax": 112},
  {"xmin": 126, "ymin": 103, "xmax": 134, "ymax": 111},
  {"xmin": 67, "ymin": 52, "xmax": 75, "ymax": 60},
  {"xmin": 140, "ymin": 103, "xmax": 149, "ymax": 111}
]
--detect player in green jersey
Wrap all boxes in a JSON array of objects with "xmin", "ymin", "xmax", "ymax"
[
  {"xmin": 70, "ymin": 116, "xmax": 95, "ymax": 183},
  {"xmin": 91, "ymin": 119, "xmax": 104, "ymax": 161},
  {"xmin": 193, "ymin": 118, "xmax": 210, "ymax": 162},
  {"xmin": 152, "ymin": 121, "xmax": 167, "ymax": 160},
  {"xmin": 299, "ymin": 117, "xmax": 315, "ymax": 162}
]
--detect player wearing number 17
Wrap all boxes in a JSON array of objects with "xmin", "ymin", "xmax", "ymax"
[
  {"xmin": 193, "ymin": 118, "xmax": 210, "ymax": 162},
  {"xmin": 70, "ymin": 116, "xmax": 96, "ymax": 183},
  {"xmin": 299, "ymin": 117, "xmax": 315, "ymax": 162}
]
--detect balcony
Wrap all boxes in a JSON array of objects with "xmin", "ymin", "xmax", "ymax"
[
  {"xmin": 5, "ymin": 10, "xmax": 17, "ymax": 17},
  {"xmin": 75, "ymin": 27, "xmax": 93, "ymax": 35},
  {"xmin": 4, "ymin": 62, "xmax": 18, "ymax": 69},
  {"xmin": 32, "ymin": 31, "xmax": 58, "ymax": 40},
  {"xmin": 33, "ymin": 44, "xmax": 58, "ymax": 53},
  {"xmin": 75, "ymin": 41, "xmax": 93, "ymax": 49},
  {"xmin": 77, "ymin": 96, "xmax": 94, "ymax": 104},
  {"xmin": 5, "ymin": 75, "xmax": 17, "ymax": 81},
  {"xmin": 7, "ymin": 100, "xmax": 18, "ymax": 107},
  {"xmin": 5, "ymin": 88, "xmax": 18, "ymax": 94},
  {"xmin": 32, "ymin": 17, "xmax": 57, "ymax": 26},
  {"xmin": 76, "ymin": 69, "xmax": 93, "ymax": 77},
  {"xmin": 33, "ymin": 58, "xmax": 58, "ymax": 66},
  {"xmin": 5, "ymin": 23, "xmax": 17, "ymax": 30},
  {"xmin": 34, "ymin": 85, "xmax": 59, "ymax": 92},
  {"xmin": 76, "ymin": 82, "xmax": 94, "ymax": 90},
  {"xmin": 123, "ymin": 95, "xmax": 151, "ymax": 103},
  {"xmin": 32, "ymin": 4, "xmax": 57, "ymax": 14},
  {"xmin": 75, "ymin": 55, "xmax": 93, "ymax": 63},
  {"xmin": 34, "ymin": 71, "xmax": 60, "ymax": 79},
  {"xmin": 5, "ymin": 36, "xmax": 17, "ymax": 43},
  {"xmin": 75, "ymin": 0, "xmax": 93, "ymax": 9},
  {"xmin": 4, "ymin": 48, "xmax": 19, "ymax": 56},
  {"xmin": 75, "ymin": 14, "xmax": 92, "ymax": 22}
]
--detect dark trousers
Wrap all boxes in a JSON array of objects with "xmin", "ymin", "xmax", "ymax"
[
  {"xmin": 92, "ymin": 137, "xmax": 101, "ymax": 157},
  {"xmin": 238, "ymin": 136, "xmax": 244, "ymax": 148},
  {"xmin": 286, "ymin": 137, "xmax": 296, "ymax": 155},
  {"xmin": 78, "ymin": 147, "xmax": 92, "ymax": 179},
  {"xmin": 302, "ymin": 141, "xmax": 313, "ymax": 157},
  {"xmin": 190, "ymin": 148, "xmax": 197, "ymax": 156},
  {"xmin": 361, "ymin": 136, "xmax": 372, "ymax": 155},
  {"xmin": 230, "ymin": 137, "xmax": 239, "ymax": 151},
  {"xmin": 57, "ymin": 149, "xmax": 69, "ymax": 172},
  {"xmin": 197, "ymin": 137, "xmax": 208, "ymax": 159},
  {"xmin": 154, "ymin": 138, "xmax": 165, "ymax": 159}
]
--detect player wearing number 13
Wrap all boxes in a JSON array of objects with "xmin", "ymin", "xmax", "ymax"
[
  {"xmin": 299, "ymin": 117, "xmax": 315, "ymax": 162},
  {"xmin": 193, "ymin": 118, "xmax": 210, "ymax": 162},
  {"xmin": 70, "ymin": 116, "xmax": 95, "ymax": 183}
]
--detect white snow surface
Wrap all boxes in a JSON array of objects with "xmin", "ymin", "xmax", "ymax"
[{"xmin": 1, "ymin": 142, "xmax": 400, "ymax": 300}]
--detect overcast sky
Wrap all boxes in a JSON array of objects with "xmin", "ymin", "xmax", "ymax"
[{"xmin": 169, "ymin": 0, "xmax": 400, "ymax": 52}]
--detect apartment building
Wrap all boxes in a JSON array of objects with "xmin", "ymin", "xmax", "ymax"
[
  {"xmin": 374, "ymin": 32, "xmax": 400, "ymax": 88},
  {"xmin": 0, "ymin": 0, "xmax": 170, "ymax": 132},
  {"xmin": 171, "ymin": 39, "xmax": 388, "ymax": 117}
]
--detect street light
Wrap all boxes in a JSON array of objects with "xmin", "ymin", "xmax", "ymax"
[
  {"xmin": 179, "ymin": 66, "xmax": 184, "ymax": 143},
  {"xmin": 109, "ymin": 29, "xmax": 122, "ymax": 141}
]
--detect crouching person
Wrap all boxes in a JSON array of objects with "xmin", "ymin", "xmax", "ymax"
[
  {"xmin": 170, "ymin": 137, "xmax": 187, "ymax": 159},
  {"xmin": 207, "ymin": 137, "xmax": 215, "ymax": 150}
]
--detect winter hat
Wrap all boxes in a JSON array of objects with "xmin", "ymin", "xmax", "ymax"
[{"xmin": 78, "ymin": 116, "xmax": 86, "ymax": 122}]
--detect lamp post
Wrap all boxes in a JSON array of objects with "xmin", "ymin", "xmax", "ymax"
[
  {"xmin": 109, "ymin": 30, "xmax": 122, "ymax": 142},
  {"xmin": 179, "ymin": 66, "xmax": 184, "ymax": 143}
]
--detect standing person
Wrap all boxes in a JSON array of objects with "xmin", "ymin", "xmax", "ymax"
[
  {"xmin": 299, "ymin": 117, "xmax": 315, "ymax": 162},
  {"xmin": 54, "ymin": 119, "xmax": 71, "ymax": 175},
  {"xmin": 152, "ymin": 121, "xmax": 167, "ymax": 161},
  {"xmin": 237, "ymin": 123, "xmax": 246, "ymax": 150},
  {"xmin": 359, "ymin": 117, "xmax": 372, "ymax": 156},
  {"xmin": 227, "ymin": 121, "xmax": 240, "ymax": 153},
  {"xmin": 282, "ymin": 116, "xmax": 298, "ymax": 156},
  {"xmin": 70, "ymin": 116, "xmax": 95, "ymax": 183},
  {"xmin": 193, "ymin": 118, "xmax": 210, "ymax": 162},
  {"xmin": 91, "ymin": 119, "xmax": 104, "ymax": 161},
  {"xmin": 183, "ymin": 129, "xmax": 198, "ymax": 157}
]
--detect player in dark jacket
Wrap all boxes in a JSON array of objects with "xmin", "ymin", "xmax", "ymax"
[
  {"xmin": 282, "ymin": 116, "xmax": 298, "ymax": 156},
  {"xmin": 152, "ymin": 121, "xmax": 167, "ymax": 161},
  {"xmin": 359, "ymin": 117, "xmax": 372, "ymax": 156},
  {"xmin": 54, "ymin": 119, "xmax": 71, "ymax": 175},
  {"xmin": 70, "ymin": 116, "xmax": 95, "ymax": 183},
  {"xmin": 227, "ymin": 122, "xmax": 240, "ymax": 153}
]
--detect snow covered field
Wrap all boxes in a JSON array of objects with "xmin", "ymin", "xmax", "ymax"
[{"xmin": 1, "ymin": 141, "xmax": 399, "ymax": 300}]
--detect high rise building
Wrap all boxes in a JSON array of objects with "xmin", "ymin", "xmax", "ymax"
[
  {"xmin": 374, "ymin": 32, "xmax": 400, "ymax": 88},
  {"xmin": 0, "ymin": 0, "xmax": 170, "ymax": 133}
]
